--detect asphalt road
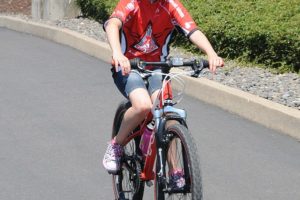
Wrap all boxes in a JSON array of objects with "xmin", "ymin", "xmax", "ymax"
[{"xmin": 0, "ymin": 28, "xmax": 299, "ymax": 200}]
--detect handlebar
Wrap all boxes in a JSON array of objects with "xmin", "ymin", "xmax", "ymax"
[{"xmin": 129, "ymin": 57, "xmax": 209, "ymax": 77}]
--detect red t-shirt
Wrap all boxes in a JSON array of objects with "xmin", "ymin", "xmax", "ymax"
[{"xmin": 105, "ymin": 0, "xmax": 198, "ymax": 61}]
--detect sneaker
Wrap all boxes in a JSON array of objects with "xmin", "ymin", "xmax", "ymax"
[
  {"xmin": 102, "ymin": 139, "xmax": 124, "ymax": 174},
  {"xmin": 169, "ymin": 169, "xmax": 186, "ymax": 190}
]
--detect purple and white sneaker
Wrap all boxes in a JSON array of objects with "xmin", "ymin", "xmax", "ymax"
[
  {"xmin": 102, "ymin": 139, "xmax": 124, "ymax": 174},
  {"xmin": 169, "ymin": 169, "xmax": 186, "ymax": 190}
]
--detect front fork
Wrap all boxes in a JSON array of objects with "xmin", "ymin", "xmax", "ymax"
[{"xmin": 153, "ymin": 106, "xmax": 187, "ymax": 187}]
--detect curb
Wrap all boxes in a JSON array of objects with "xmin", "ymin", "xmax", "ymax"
[
  {"xmin": 1, "ymin": 15, "xmax": 299, "ymax": 140},
  {"xmin": 0, "ymin": 16, "xmax": 112, "ymax": 63}
]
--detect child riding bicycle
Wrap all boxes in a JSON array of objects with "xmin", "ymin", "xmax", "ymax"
[{"xmin": 102, "ymin": 0, "xmax": 224, "ymax": 190}]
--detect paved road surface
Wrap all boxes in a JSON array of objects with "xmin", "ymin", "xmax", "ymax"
[{"xmin": 0, "ymin": 28, "xmax": 299, "ymax": 200}]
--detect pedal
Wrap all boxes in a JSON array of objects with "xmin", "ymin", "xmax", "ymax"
[{"xmin": 108, "ymin": 169, "xmax": 121, "ymax": 175}]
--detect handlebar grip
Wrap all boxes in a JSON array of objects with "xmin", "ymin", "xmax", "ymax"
[
  {"xmin": 129, "ymin": 58, "xmax": 140, "ymax": 69},
  {"xmin": 111, "ymin": 58, "xmax": 140, "ymax": 69}
]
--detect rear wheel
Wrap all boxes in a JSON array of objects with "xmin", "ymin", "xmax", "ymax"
[
  {"xmin": 111, "ymin": 100, "xmax": 145, "ymax": 200},
  {"xmin": 155, "ymin": 124, "xmax": 202, "ymax": 200}
]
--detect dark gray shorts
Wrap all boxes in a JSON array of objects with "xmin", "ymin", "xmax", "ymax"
[{"xmin": 112, "ymin": 69, "xmax": 163, "ymax": 99}]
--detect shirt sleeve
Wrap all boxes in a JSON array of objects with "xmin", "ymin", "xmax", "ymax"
[
  {"xmin": 169, "ymin": 0, "xmax": 198, "ymax": 37},
  {"xmin": 103, "ymin": 0, "xmax": 134, "ymax": 30}
]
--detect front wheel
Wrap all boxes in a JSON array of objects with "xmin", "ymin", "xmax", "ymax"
[{"xmin": 155, "ymin": 124, "xmax": 202, "ymax": 200}]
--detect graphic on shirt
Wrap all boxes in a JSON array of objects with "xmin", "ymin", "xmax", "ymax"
[{"xmin": 133, "ymin": 24, "xmax": 159, "ymax": 54}]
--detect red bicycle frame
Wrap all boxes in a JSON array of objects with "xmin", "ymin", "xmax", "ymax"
[{"xmin": 122, "ymin": 79, "xmax": 173, "ymax": 181}]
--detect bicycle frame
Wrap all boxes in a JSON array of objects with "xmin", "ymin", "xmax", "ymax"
[
  {"xmin": 112, "ymin": 58, "xmax": 207, "ymax": 200},
  {"xmin": 122, "ymin": 74, "xmax": 187, "ymax": 182}
]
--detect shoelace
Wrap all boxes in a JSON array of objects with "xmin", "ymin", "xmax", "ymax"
[{"xmin": 105, "ymin": 143, "xmax": 123, "ymax": 160}]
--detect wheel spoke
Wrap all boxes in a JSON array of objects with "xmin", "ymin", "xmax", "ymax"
[{"xmin": 155, "ymin": 124, "xmax": 202, "ymax": 200}]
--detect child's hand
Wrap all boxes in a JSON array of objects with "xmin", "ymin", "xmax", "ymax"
[
  {"xmin": 112, "ymin": 52, "xmax": 131, "ymax": 76},
  {"xmin": 208, "ymin": 54, "xmax": 224, "ymax": 73}
]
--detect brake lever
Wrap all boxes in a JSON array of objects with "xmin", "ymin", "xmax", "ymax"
[
  {"xmin": 191, "ymin": 60, "xmax": 201, "ymax": 77},
  {"xmin": 191, "ymin": 59, "xmax": 209, "ymax": 77}
]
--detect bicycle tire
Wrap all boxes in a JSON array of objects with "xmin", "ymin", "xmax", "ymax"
[
  {"xmin": 155, "ymin": 123, "xmax": 202, "ymax": 200},
  {"xmin": 111, "ymin": 100, "xmax": 145, "ymax": 200}
]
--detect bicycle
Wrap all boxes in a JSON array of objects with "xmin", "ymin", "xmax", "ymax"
[{"xmin": 111, "ymin": 57, "xmax": 209, "ymax": 200}]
